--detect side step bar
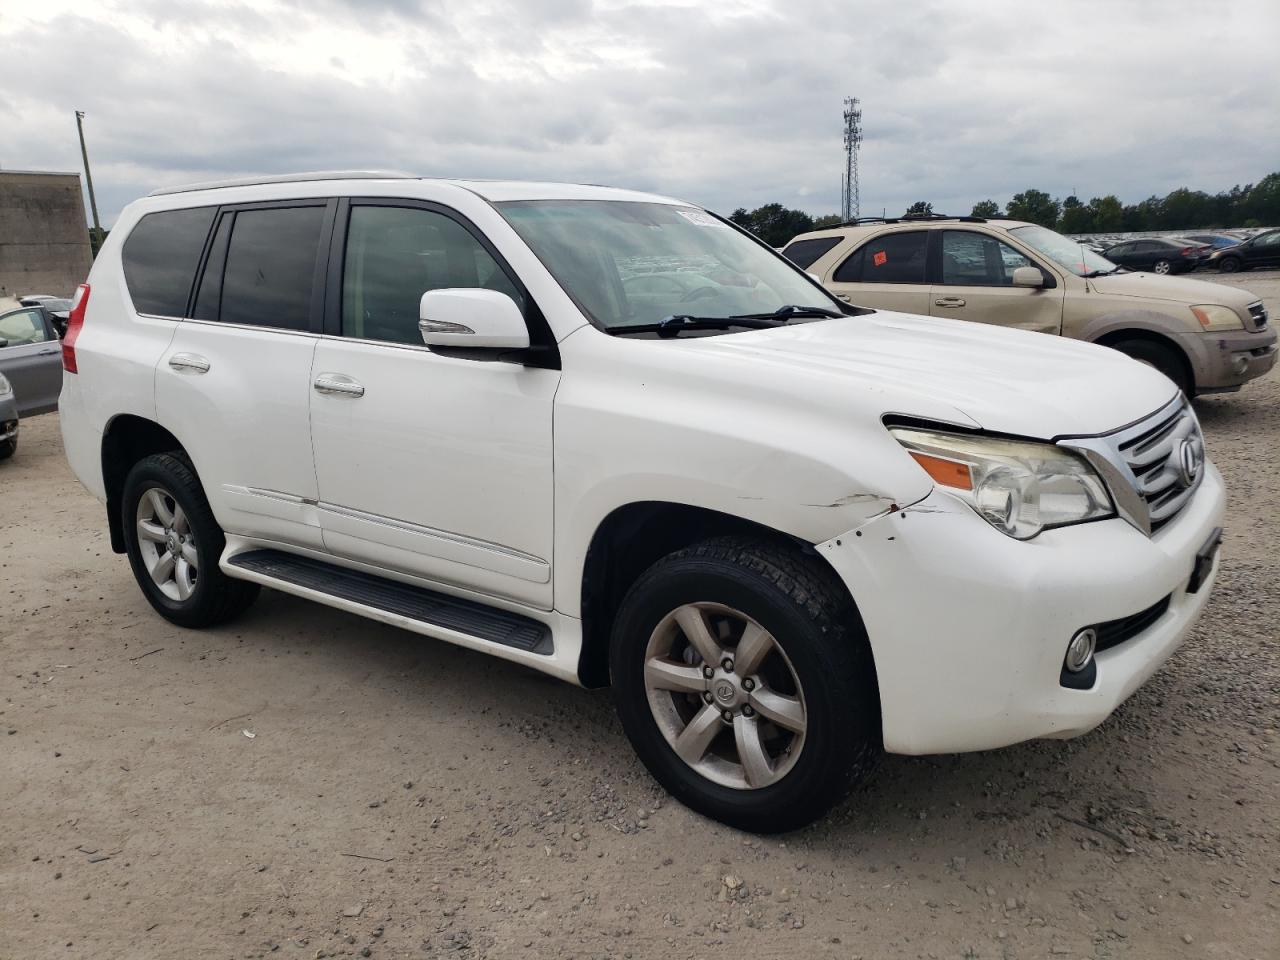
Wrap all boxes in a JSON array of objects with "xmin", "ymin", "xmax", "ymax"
[{"xmin": 227, "ymin": 549, "xmax": 553, "ymax": 655}]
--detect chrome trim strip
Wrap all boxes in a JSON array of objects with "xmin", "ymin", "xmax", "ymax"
[
  {"xmin": 222, "ymin": 485, "xmax": 318, "ymax": 506},
  {"xmin": 317, "ymin": 501, "xmax": 548, "ymax": 567}
]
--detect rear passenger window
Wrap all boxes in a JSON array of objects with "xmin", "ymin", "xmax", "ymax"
[
  {"xmin": 780, "ymin": 236, "xmax": 844, "ymax": 269},
  {"xmin": 341, "ymin": 205, "xmax": 524, "ymax": 345},
  {"xmin": 122, "ymin": 207, "xmax": 217, "ymax": 317},
  {"xmin": 853, "ymin": 232, "xmax": 927, "ymax": 284},
  {"xmin": 217, "ymin": 206, "xmax": 325, "ymax": 331}
]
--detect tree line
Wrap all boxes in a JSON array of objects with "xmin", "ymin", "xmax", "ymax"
[{"xmin": 729, "ymin": 172, "xmax": 1280, "ymax": 246}]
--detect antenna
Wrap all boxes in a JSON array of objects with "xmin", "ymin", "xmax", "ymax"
[{"xmin": 841, "ymin": 97, "xmax": 862, "ymax": 221}]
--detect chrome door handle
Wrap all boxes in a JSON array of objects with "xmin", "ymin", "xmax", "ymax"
[
  {"xmin": 168, "ymin": 352, "xmax": 211, "ymax": 374},
  {"xmin": 313, "ymin": 374, "xmax": 365, "ymax": 398},
  {"xmin": 36, "ymin": 347, "xmax": 60, "ymax": 356},
  {"xmin": 933, "ymin": 297, "xmax": 966, "ymax": 308}
]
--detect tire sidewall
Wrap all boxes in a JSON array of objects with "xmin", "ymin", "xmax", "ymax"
[
  {"xmin": 610, "ymin": 552, "xmax": 874, "ymax": 832},
  {"xmin": 1218, "ymin": 257, "xmax": 1241, "ymax": 273}
]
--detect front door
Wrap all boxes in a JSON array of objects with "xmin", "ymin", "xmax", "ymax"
[
  {"xmin": 928, "ymin": 230, "xmax": 1064, "ymax": 335},
  {"xmin": 308, "ymin": 200, "xmax": 559, "ymax": 608},
  {"xmin": 823, "ymin": 229, "xmax": 932, "ymax": 314},
  {"xmin": 0, "ymin": 307, "xmax": 63, "ymax": 415}
]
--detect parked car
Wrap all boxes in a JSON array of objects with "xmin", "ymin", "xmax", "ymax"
[
  {"xmin": 1184, "ymin": 234, "xmax": 1241, "ymax": 251},
  {"xmin": 21, "ymin": 296, "xmax": 73, "ymax": 336},
  {"xmin": 782, "ymin": 217, "xmax": 1275, "ymax": 397},
  {"xmin": 0, "ymin": 304, "xmax": 63, "ymax": 415},
  {"xmin": 0, "ymin": 372, "xmax": 18, "ymax": 460},
  {"xmin": 1101, "ymin": 237, "xmax": 1203, "ymax": 274},
  {"xmin": 61, "ymin": 173, "xmax": 1227, "ymax": 832},
  {"xmin": 1207, "ymin": 228, "xmax": 1280, "ymax": 273}
]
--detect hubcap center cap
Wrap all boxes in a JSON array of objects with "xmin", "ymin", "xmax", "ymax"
[
  {"xmin": 710, "ymin": 673, "xmax": 746, "ymax": 710},
  {"xmin": 165, "ymin": 533, "xmax": 181, "ymax": 555}
]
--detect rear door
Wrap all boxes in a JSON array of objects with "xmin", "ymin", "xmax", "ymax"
[
  {"xmin": 1249, "ymin": 231, "xmax": 1280, "ymax": 268},
  {"xmin": 155, "ymin": 200, "xmax": 334, "ymax": 550},
  {"xmin": 928, "ymin": 230, "xmax": 1064, "ymax": 335},
  {"xmin": 823, "ymin": 230, "xmax": 931, "ymax": 314},
  {"xmin": 0, "ymin": 307, "xmax": 62, "ymax": 415}
]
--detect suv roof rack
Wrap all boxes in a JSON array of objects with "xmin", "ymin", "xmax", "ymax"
[
  {"xmin": 836, "ymin": 213, "xmax": 1013, "ymax": 227},
  {"xmin": 149, "ymin": 170, "xmax": 418, "ymax": 197}
]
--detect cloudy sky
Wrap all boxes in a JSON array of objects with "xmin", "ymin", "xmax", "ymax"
[{"xmin": 2, "ymin": 0, "xmax": 1277, "ymax": 227}]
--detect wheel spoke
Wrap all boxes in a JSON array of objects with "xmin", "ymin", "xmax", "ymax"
[
  {"xmin": 172, "ymin": 504, "xmax": 189, "ymax": 536},
  {"xmin": 733, "ymin": 714, "xmax": 773, "ymax": 788},
  {"xmin": 137, "ymin": 519, "xmax": 167, "ymax": 543},
  {"xmin": 751, "ymin": 688, "xmax": 806, "ymax": 734},
  {"xmin": 180, "ymin": 541, "xmax": 199, "ymax": 566},
  {"xmin": 151, "ymin": 551, "xmax": 176, "ymax": 584},
  {"xmin": 147, "ymin": 489, "xmax": 175, "ymax": 527},
  {"xmin": 674, "ymin": 605, "xmax": 722, "ymax": 666},
  {"xmin": 734, "ymin": 621, "xmax": 774, "ymax": 677},
  {"xmin": 174, "ymin": 559, "xmax": 196, "ymax": 600},
  {"xmin": 644, "ymin": 658, "xmax": 706, "ymax": 694},
  {"xmin": 673, "ymin": 703, "xmax": 723, "ymax": 765}
]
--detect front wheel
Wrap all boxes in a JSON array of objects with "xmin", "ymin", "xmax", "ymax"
[
  {"xmin": 1216, "ymin": 257, "xmax": 1242, "ymax": 274},
  {"xmin": 122, "ymin": 452, "xmax": 259, "ymax": 628},
  {"xmin": 610, "ymin": 537, "xmax": 880, "ymax": 833},
  {"xmin": 1110, "ymin": 338, "xmax": 1194, "ymax": 398},
  {"xmin": 1152, "ymin": 259, "xmax": 1172, "ymax": 274}
]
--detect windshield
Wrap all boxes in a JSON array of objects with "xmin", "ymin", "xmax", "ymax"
[
  {"xmin": 496, "ymin": 200, "xmax": 839, "ymax": 331},
  {"xmin": 1008, "ymin": 224, "xmax": 1119, "ymax": 277}
]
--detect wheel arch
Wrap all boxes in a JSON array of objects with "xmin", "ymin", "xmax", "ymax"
[
  {"xmin": 576, "ymin": 501, "xmax": 865, "ymax": 689},
  {"xmin": 101, "ymin": 414, "xmax": 190, "ymax": 553},
  {"xmin": 1091, "ymin": 325, "xmax": 1195, "ymax": 394}
]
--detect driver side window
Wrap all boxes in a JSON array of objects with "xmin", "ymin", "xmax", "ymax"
[
  {"xmin": 0, "ymin": 308, "xmax": 51, "ymax": 348},
  {"xmin": 342, "ymin": 205, "xmax": 524, "ymax": 346}
]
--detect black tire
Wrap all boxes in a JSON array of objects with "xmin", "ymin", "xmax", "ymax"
[
  {"xmin": 1151, "ymin": 259, "xmax": 1172, "ymax": 274},
  {"xmin": 122, "ymin": 452, "xmax": 259, "ymax": 628},
  {"xmin": 1216, "ymin": 257, "xmax": 1242, "ymax": 274},
  {"xmin": 609, "ymin": 536, "xmax": 880, "ymax": 833},
  {"xmin": 0, "ymin": 435, "xmax": 15, "ymax": 461},
  {"xmin": 1110, "ymin": 338, "xmax": 1194, "ymax": 398}
]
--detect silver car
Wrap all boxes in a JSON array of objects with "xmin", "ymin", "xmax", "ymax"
[{"xmin": 0, "ymin": 304, "xmax": 64, "ymax": 458}]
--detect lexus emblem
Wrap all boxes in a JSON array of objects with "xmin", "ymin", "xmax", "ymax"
[{"xmin": 1177, "ymin": 438, "xmax": 1203, "ymax": 488}]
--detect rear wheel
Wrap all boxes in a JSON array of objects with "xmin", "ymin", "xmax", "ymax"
[
  {"xmin": 1216, "ymin": 257, "xmax": 1242, "ymax": 274},
  {"xmin": 1152, "ymin": 259, "xmax": 1172, "ymax": 274},
  {"xmin": 609, "ymin": 537, "xmax": 880, "ymax": 832},
  {"xmin": 122, "ymin": 452, "xmax": 259, "ymax": 628},
  {"xmin": 1110, "ymin": 338, "xmax": 1193, "ymax": 398}
]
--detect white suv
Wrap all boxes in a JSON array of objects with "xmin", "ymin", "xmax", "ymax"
[{"xmin": 60, "ymin": 172, "xmax": 1225, "ymax": 831}]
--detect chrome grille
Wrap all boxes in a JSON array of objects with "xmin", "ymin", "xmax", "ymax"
[
  {"xmin": 1059, "ymin": 395, "xmax": 1205, "ymax": 536},
  {"xmin": 1247, "ymin": 301, "xmax": 1268, "ymax": 331}
]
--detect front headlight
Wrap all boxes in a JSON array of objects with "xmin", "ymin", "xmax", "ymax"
[
  {"xmin": 1191, "ymin": 304, "xmax": 1244, "ymax": 332},
  {"xmin": 0, "ymin": 372, "xmax": 12, "ymax": 397},
  {"xmin": 890, "ymin": 428, "xmax": 1114, "ymax": 540}
]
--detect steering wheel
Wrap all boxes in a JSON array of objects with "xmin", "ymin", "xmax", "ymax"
[{"xmin": 679, "ymin": 285, "xmax": 720, "ymax": 303}]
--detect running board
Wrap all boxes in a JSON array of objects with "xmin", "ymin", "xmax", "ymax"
[{"xmin": 226, "ymin": 549, "xmax": 553, "ymax": 655}]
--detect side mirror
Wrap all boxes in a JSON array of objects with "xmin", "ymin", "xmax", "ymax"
[
  {"xmin": 1011, "ymin": 266, "xmax": 1044, "ymax": 288},
  {"xmin": 0, "ymin": 339, "xmax": 7, "ymax": 348},
  {"xmin": 418, "ymin": 289, "xmax": 529, "ymax": 350}
]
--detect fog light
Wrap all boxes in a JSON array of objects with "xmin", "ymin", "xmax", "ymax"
[
  {"xmin": 1064, "ymin": 628, "xmax": 1097, "ymax": 673},
  {"xmin": 1231, "ymin": 355, "xmax": 1249, "ymax": 375}
]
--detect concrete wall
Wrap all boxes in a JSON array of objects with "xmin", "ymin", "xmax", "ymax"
[{"xmin": 0, "ymin": 170, "xmax": 95, "ymax": 299}]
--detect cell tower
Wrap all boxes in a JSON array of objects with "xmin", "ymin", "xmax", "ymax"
[{"xmin": 841, "ymin": 97, "xmax": 862, "ymax": 222}]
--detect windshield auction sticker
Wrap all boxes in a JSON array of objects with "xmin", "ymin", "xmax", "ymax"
[{"xmin": 677, "ymin": 209, "xmax": 729, "ymax": 228}]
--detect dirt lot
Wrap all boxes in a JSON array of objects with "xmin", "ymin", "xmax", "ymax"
[{"xmin": 2, "ymin": 273, "xmax": 1278, "ymax": 960}]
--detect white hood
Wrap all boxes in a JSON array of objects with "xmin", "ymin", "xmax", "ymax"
[{"xmin": 685, "ymin": 311, "xmax": 1179, "ymax": 438}]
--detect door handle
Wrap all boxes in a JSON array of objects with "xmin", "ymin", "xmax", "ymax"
[
  {"xmin": 168, "ymin": 352, "xmax": 211, "ymax": 374},
  {"xmin": 36, "ymin": 347, "xmax": 60, "ymax": 356},
  {"xmin": 933, "ymin": 297, "xmax": 967, "ymax": 308},
  {"xmin": 313, "ymin": 374, "xmax": 365, "ymax": 398}
]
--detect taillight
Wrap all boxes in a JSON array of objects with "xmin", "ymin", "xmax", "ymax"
[
  {"xmin": 63, "ymin": 282, "xmax": 90, "ymax": 374},
  {"xmin": 1181, "ymin": 247, "xmax": 1194, "ymax": 257}
]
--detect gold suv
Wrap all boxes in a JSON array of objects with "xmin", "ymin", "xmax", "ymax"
[{"xmin": 782, "ymin": 215, "xmax": 1276, "ymax": 396}]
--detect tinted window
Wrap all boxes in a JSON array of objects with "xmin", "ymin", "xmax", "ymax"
[
  {"xmin": 780, "ymin": 236, "xmax": 844, "ymax": 269},
  {"xmin": 832, "ymin": 246, "xmax": 864, "ymax": 282},
  {"xmin": 193, "ymin": 213, "xmax": 232, "ymax": 322},
  {"xmin": 0, "ymin": 308, "xmax": 51, "ymax": 347},
  {"xmin": 854, "ymin": 232, "xmax": 927, "ymax": 284},
  {"xmin": 1256, "ymin": 231, "xmax": 1280, "ymax": 247},
  {"xmin": 342, "ymin": 205, "xmax": 523, "ymax": 345},
  {"xmin": 219, "ymin": 206, "xmax": 325, "ymax": 330},
  {"xmin": 122, "ymin": 207, "xmax": 216, "ymax": 316},
  {"xmin": 1107, "ymin": 243, "xmax": 1131, "ymax": 256},
  {"xmin": 940, "ymin": 231, "xmax": 1036, "ymax": 285}
]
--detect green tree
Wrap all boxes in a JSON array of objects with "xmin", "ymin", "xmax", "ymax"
[
  {"xmin": 811, "ymin": 214, "xmax": 844, "ymax": 229},
  {"xmin": 1005, "ymin": 189, "xmax": 1060, "ymax": 228},
  {"xmin": 970, "ymin": 199, "xmax": 1000, "ymax": 218},
  {"xmin": 905, "ymin": 200, "xmax": 933, "ymax": 217},
  {"xmin": 1059, "ymin": 203, "xmax": 1095, "ymax": 235},
  {"xmin": 728, "ymin": 203, "xmax": 815, "ymax": 247},
  {"xmin": 1243, "ymin": 172, "xmax": 1280, "ymax": 225},
  {"xmin": 1088, "ymin": 195, "xmax": 1124, "ymax": 232}
]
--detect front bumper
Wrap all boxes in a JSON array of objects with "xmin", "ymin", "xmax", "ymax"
[
  {"xmin": 817, "ymin": 462, "xmax": 1226, "ymax": 755},
  {"xmin": 1178, "ymin": 327, "xmax": 1278, "ymax": 391}
]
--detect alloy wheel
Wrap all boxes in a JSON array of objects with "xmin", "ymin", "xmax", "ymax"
[
  {"xmin": 1153, "ymin": 260, "xmax": 1171, "ymax": 274},
  {"xmin": 643, "ymin": 602, "xmax": 807, "ymax": 790},
  {"xmin": 135, "ymin": 486, "xmax": 199, "ymax": 602}
]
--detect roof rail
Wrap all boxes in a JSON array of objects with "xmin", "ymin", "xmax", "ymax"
[
  {"xmin": 837, "ymin": 213, "xmax": 1012, "ymax": 228},
  {"xmin": 149, "ymin": 170, "xmax": 417, "ymax": 197}
]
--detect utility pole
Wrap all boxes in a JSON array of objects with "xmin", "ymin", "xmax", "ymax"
[
  {"xmin": 841, "ymin": 97, "xmax": 862, "ymax": 223},
  {"xmin": 75, "ymin": 110, "xmax": 104, "ymax": 250}
]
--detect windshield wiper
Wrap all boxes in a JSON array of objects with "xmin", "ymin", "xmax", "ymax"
[
  {"xmin": 1082, "ymin": 267, "xmax": 1122, "ymax": 278},
  {"xmin": 612, "ymin": 315, "xmax": 788, "ymax": 338},
  {"xmin": 731, "ymin": 304, "xmax": 844, "ymax": 320}
]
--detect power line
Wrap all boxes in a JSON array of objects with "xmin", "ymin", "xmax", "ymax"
[{"xmin": 841, "ymin": 97, "xmax": 862, "ymax": 221}]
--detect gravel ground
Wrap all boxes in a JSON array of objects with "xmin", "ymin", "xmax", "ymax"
[{"xmin": 2, "ymin": 273, "xmax": 1278, "ymax": 960}]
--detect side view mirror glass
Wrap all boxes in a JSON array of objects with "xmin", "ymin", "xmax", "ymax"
[
  {"xmin": 1011, "ymin": 266, "xmax": 1044, "ymax": 288},
  {"xmin": 418, "ymin": 289, "xmax": 530, "ymax": 350}
]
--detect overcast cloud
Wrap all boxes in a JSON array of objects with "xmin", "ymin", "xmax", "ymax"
[{"xmin": 2, "ymin": 0, "xmax": 1277, "ymax": 226}]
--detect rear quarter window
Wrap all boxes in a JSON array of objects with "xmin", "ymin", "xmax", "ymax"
[
  {"xmin": 121, "ymin": 207, "xmax": 217, "ymax": 317},
  {"xmin": 780, "ymin": 236, "xmax": 844, "ymax": 269}
]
